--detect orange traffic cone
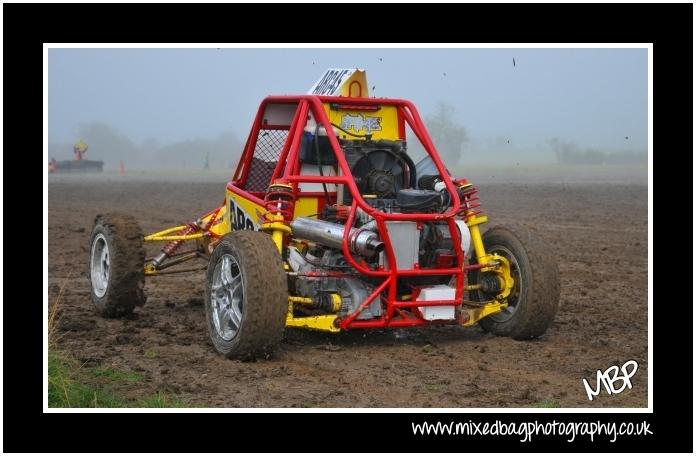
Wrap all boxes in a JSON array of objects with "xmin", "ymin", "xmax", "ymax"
[{"xmin": 119, "ymin": 160, "xmax": 126, "ymax": 176}]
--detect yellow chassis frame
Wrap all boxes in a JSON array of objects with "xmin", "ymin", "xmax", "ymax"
[{"xmin": 144, "ymin": 226, "xmax": 207, "ymax": 242}]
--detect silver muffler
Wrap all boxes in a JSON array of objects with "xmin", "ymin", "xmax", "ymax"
[{"xmin": 290, "ymin": 217, "xmax": 384, "ymax": 257}]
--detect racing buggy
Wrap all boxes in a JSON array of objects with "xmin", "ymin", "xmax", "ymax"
[{"xmin": 88, "ymin": 69, "xmax": 559, "ymax": 360}]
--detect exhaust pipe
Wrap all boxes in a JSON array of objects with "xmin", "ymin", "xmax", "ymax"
[{"xmin": 290, "ymin": 217, "xmax": 384, "ymax": 257}]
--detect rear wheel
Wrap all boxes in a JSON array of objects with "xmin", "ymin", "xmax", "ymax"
[
  {"xmin": 469, "ymin": 225, "xmax": 559, "ymax": 340},
  {"xmin": 204, "ymin": 230, "xmax": 288, "ymax": 360},
  {"xmin": 88, "ymin": 213, "xmax": 146, "ymax": 317}
]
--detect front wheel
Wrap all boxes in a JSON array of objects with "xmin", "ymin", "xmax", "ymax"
[
  {"xmin": 204, "ymin": 231, "xmax": 288, "ymax": 360},
  {"xmin": 469, "ymin": 225, "xmax": 560, "ymax": 340},
  {"xmin": 88, "ymin": 213, "xmax": 146, "ymax": 317}
]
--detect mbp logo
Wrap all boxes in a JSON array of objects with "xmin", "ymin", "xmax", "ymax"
[{"xmin": 582, "ymin": 360, "xmax": 638, "ymax": 401}]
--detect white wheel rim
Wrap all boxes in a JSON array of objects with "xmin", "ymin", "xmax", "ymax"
[
  {"xmin": 90, "ymin": 233, "xmax": 110, "ymax": 298},
  {"xmin": 210, "ymin": 254, "xmax": 244, "ymax": 341}
]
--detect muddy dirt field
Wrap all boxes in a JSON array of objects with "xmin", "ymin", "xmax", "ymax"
[{"xmin": 48, "ymin": 175, "xmax": 648, "ymax": 407}]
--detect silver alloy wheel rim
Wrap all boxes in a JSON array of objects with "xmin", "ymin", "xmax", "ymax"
[
  {"xmin": 90, "ymin": 233, "xmax": 110, "ymax": 298},
  {"xmin": 210, "ymin": 254, "xmax": 244, "ymax": 341},
  {"xmin": 487, "ymin": 245, "xmax": 523, "ymax": 322}
]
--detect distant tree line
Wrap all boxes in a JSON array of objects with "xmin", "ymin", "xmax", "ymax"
[
  {"xmin": 547, "ymin": 138, "xmax": 647, "ymax": 165},
  {"xmin": 48, "ymin": 122, "xmax": 243, "ymax": 170},
  {"xmin": 405, "ymin": 101, "xmax": 469, "ymax": 165},
  {"xmin": 424, "ymin": 102, "xmax": 469, "ymax": 165}
]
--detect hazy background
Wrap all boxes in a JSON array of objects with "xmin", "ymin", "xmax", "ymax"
[{"xmin": 48, "ymin": 48, "xmax": 648, "ymax": 174}]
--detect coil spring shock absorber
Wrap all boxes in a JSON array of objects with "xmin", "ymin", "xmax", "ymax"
[
  {"xmin": 151, "ymin": 222, "xmax": 199, "ymax": 268},
  {"xmin": 150, "ymin": 207, "xmax": 221, "ymax": 269},
  {"xmin": 263, "ymin": 183, "xmax": 296, "ymax": 221},
  {"xmin": 455, "ymin": 179, "xmax": 482, "ymax": 220},
  {"xmin": 455, "ymin": 178, "xmax": 490, "ymax": 266},
  {"xmin": 262, "ymin": 182, "xmax": 296, "ymax": 250}
]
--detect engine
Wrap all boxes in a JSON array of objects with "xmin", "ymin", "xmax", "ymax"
[
  {"xmin": 287, "ymin": 246, "xmax": 383, "ymax": 320},
  {"xmin": 340, "ymin": 138, "xmax": 417, "ymax": 203},
  {"xmin": 287, "ymin": 139, "xmax": 471, "ymax": 319}
]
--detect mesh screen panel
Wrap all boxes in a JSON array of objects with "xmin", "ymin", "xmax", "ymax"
[{"xmin": 245, "ymin": 129, "xmax": 288, "ymax": 192}]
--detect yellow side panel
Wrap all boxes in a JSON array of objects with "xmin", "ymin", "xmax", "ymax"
[
  {"xmin": 225, "ymin": 189, "xmax": 267, "ymax": 231},
  {"xmin": 293, "ymin": 196, "xmax": 319, "ymax": 219},
  {"xmin": 225, "ymin": 191, "xmax": 318, "ymax": 231},
  {"xmin": 325, "ymin": 104, "xmax": 400, "ymax": 141},
  {"xmin": 207, "ymin": 206, "xmax": 231, "ymax": 237}
]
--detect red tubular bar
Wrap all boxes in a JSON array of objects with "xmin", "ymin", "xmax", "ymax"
[
  {"xmin": 294, "ymin": 271, "xmax": 354, "ymax": 278},
  {"xmin": 270, "ymin": 101, "xmax": 306, "ymax": 183},
  {"xmin": 348, "ymin": 317, "xmax": 432, "ymax": 329},
  {"xmin": 394, "ymin": 299, "xmax": 460, "ymax": 308},
  {"xmin": 226, "ymin": 182, "xmax": 265, "ymax": 207},
  {"xmin": 289, "ymin": 96, "xmax": 463, "ymax": 221},
  {"xmin": 228, "ymin": 95, "xmax": 478, "ymax": 330},
  {"xmin": 446, "ymin": 216, "xmax": 465, "ymax": 302},
  {"xmin": 340, "ymin": 278, "xmax": 390, "ymax": 329},
  {"xmin": 234, "ymin": 99, "xmax": 269, "ymax": 187},
  {"xmin": 340, "ymin": 201, "xmax": 388, "ymax": 276},
  {"xmin": 285, "ymin": 175, "xmax": 348, "ymax": 184}
]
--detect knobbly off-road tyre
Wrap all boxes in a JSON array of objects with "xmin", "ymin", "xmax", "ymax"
[
  {"xmin": 470, "ymin": 225, "xmax": 559, "ymax": 340},
  {"xmin": 204, "ymin": 230, "xmax": 288, "ymax": 360},
  {"xmin": 88, "ymin": 213, "xmax": 146, "ymax": 318}
]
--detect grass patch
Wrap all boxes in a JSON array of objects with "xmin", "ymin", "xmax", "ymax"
[
  {"xmin": 47, "ymin": 278, "xmax": 129, "ymax": 407},
  {"xmin": 532, "ymin": 397, "xmax": 560, "ymax": 408},
  {"xmin": 48, "ymin": 350, "xmax": 187, "ymax": 408},
  {"xmin": 48, "ymin": 351, "xmax": 125, "ymax": 407},
  {"xmin": 48, "ymin": 278, "xmax": 182, "ymax": 409},
  {"xmin": 138, "ymin": 391, "xmax": 186, "ymax": 408},
  {"xmin": 48, "ymin": 282, "xmax": 186, "ymax": 407},
  {"xmin": 89, "ymin": 366, "xmax": 144, "ymax": 382}
]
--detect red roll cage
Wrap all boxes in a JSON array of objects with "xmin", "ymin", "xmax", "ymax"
[{"xmin": 227, "ymin": 95, "xmax": 477, "ymax": 329}]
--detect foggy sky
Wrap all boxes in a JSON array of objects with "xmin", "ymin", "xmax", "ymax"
[{"xmin": 48, "ymin": 47, "xmax": 647, "ymax": 160}]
